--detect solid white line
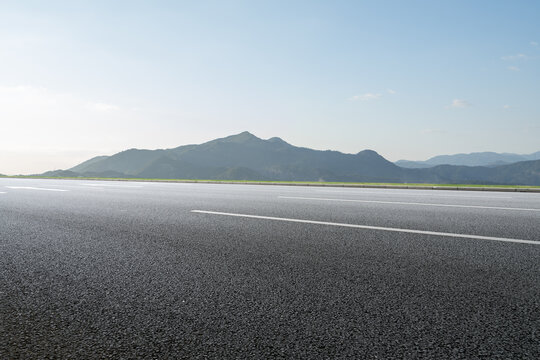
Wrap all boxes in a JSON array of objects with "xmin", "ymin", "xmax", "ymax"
[
  {"xmin": 278, "ymin": 196, "xmax": 540, "ymax": 212},
  {"xmin": 6, "ymin": 186, "xmax": 68, "ymax": 192},
  {"xmin": 191, "ymin": 210, "xmax": 539, "ymax": 246}
]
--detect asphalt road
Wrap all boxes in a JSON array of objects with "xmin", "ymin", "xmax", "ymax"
[{"xmin": 1, "ymin": 178, "xmax": 539, "ymax": 359}]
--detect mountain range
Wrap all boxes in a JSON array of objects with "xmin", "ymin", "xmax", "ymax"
[
  {"xmin": 396, "ymin": 151, "xmax": 540, "ymax": 168},
  {"xmin": 42, "ymin": 132, "xmax": 540, "ymax": 185}
]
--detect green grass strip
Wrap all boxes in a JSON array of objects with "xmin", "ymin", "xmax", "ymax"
[{"xmin": 1, "ymin": 175, "xmax": 540, "ymax": 189}]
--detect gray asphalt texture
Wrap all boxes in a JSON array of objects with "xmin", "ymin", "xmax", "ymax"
[{"xmin": 1, "ymin": 178, "xmax": 539, "ymax": 359}]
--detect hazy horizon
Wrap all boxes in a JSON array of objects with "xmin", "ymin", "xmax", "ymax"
[
  {"xmin": 3, "ymin": 130, "xmax": 540, "ymax": 176},
  {"xmin": 1, "ymin": 1, "xmax": 539, "ymax": 174}
]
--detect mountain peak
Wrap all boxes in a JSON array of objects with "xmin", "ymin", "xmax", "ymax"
[
  {"xmin": 267, "ymin": 136, "xmax": 289, "ymax": 144},
  {"xmin": 356, "ymin": 149, "xmax": 380, "ymax": 156},
  {"xmin": 238, "ymin": 130, "xmax": 256, "ymax": 137},
  {"xmin": 220, "ymin": 131, "xmax": 260, "ymax": 143},
  {"xmin": 355, "ymin": 149, "xmax": 394, "ymax": 165}
]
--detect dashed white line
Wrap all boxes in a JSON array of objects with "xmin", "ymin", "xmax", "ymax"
[
  {"xmin": 191, "ymin": 210, "xmax": 539, "ymax": 246},
  {"xmin": 278, "ymin": 196, "xmax": 540, "ymax": 212},
  {"xmin": 6, "ymin": 186, "xmax": 68, "ymax": 192}
]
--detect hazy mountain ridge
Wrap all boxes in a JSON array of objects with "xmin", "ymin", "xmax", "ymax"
[
  {"xmin": 40, "ymin": 132, "xmax": 540, "ymax": 185},
  {"xmin": 396, "ymin": 151, "xmax": 540, "ymax": 168}
]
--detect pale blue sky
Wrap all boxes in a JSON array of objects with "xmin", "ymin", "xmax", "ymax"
[{"xmin": 1, "ymin": 0, "xmax": 539, "ymax": 174}]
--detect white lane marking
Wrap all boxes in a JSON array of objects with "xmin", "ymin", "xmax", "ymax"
[
  {"xmin": 191, "ymin": 210, "xmax": 539, "ymax": 246},
  {"xmin": 6, "ymin": 186, "xmax": 68, "ymax": 192},
  {"xmin": 0, "ymin": 191, "xmax": 6, "ymax": 194},
  {"xmin": 315, "ymin": 189, "xmax": 513, "ymax": 199},
  {"xmin": 81, "ymin": 183, "xmax": 142, "ymax": 188},
  {"xmin": 278, "ymin": 196, "xmax": 540, "ymax": 212}
]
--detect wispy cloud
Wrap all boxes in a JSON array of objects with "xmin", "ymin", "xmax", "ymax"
[
  {"xmin": 501, "ymin": 53, "xmax": 528, "ymax": 61},
  {"xmin": 349, "ymin": 93, "xmax": 382, "ymax": 101},
  {"xmin": 531, "ymin": 41, "xmax": 539, "ymax": 47},
  {"xmin": 0, "ymin": 85, "xmax": 131, "ymax": 154},
  {"xmin": 386, "ymin": 89, "xmax": 396, "ymax": 94},
  {"xmin": 448, "ymin": 99, "xmax": 471, "ymax": 108},
  {"xmin": 503, "ymin": 105, "xmax": 511, "ymax": 109},
  {"xmin": 508, "ymin": 66, "xmax": 520, "ymax": 72}
]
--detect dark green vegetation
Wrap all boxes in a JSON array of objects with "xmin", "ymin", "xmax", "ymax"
[
  {"xmin": 396, "ymin": 151, "xmax": 540, "ymax": 168},
  {"xmin": 41, "ymin": 132, "xmax": 540, "ymax": 185}
]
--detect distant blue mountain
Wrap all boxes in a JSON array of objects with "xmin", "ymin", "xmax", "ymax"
[{"xmin": 396, "ymin": 151, "xmax": 540, "ymax": 168}]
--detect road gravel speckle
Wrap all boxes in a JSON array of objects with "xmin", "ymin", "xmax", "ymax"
[{"xmin": 1, "ymin": 179, "xmax": 539, "ymax": 359}]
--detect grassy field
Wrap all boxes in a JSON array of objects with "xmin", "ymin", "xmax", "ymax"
[{"xmin": 2, "ymin": 175, "xmax": 540, "ymax": 190}]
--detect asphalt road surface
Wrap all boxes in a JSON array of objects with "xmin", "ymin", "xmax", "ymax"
[{"xmin": 1, "ymin": 178, "xmax": 539, "ymax": 359}]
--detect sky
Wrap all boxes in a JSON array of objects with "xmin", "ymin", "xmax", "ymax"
[{"xmin": 1, "ymin": 0, "xmax": 539, "ymax": 174}]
